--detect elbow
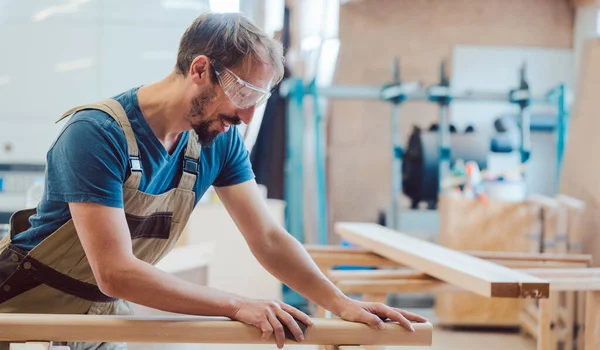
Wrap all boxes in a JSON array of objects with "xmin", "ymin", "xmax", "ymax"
[{"xmin": 93, "ymin": 261, "xmax": 131, "ymax": 298}]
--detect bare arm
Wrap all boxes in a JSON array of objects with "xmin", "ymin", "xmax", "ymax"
[
  {"xmin": 215, "ymin": 180, "xmax": 427, "ymax": 331},
  {"xmin": 69, "ymin": 201, "xmax": 243, "ymax": 316},
  {"xmin": 214, "ymin": 180, "xmax": 350, "ymax": 313},
  {"xmin": 69, "ymin": 201, "xmax": 311, "ymax": 348}
]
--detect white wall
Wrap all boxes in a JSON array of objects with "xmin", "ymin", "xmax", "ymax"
[
  {"xmin": 574, "ymin": 3, "xmax": 600, "ymax": 80},
  {"xmin": 450, "ymin": 45, "xmax": 574, "ymax": 196},
  {"xmin": 0, "ymin": 0, "xmax": 259, "ymax": 164}
]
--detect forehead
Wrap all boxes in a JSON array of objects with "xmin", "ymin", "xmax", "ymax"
[{"xmin": 229, "ymin": 58, "xmax": 274, "ymax": 90}]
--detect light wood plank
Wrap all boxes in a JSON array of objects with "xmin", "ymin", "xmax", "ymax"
[
  {"xmin": 337, "ymin": 279, "xmax": 453, "ymax": 294},
  {"xmin": 334, "ymin": 223, "xmax": 549, "ymax": 298},
  {"xmin": 306, "ymin": 245, "xmax": 592, "ymax": 264},
  {"xmin": 585, "ymin": 291, "xmax": 600, "ymax": 350},
  {"xmin": 564, "ymin": 293, "xmax": 575, "ymax": 350},
  {"xmin": 0, "ymin": 315, "xmax": 432, "ymax": 346},
  {"xmin": 577, "ymin": 291, "xmax": 586, "ymax": 350},
  {"xmin": 328, "ymin": 269, "xmax": 430, "ymax": 282},
  {"xmin": 520, "ymin": 309, "xmax": 538, "ymax": 340},
  {"xmin": 518, "ymin": 268, "xmax": 600, "ymax": 279},
  {"xmin": 538, "ymin": 298, "xmax": 552, "ymax": 350}
]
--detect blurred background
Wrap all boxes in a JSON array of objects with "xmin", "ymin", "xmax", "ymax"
[{"xmin": 3, "ymin": 0, "xmax": 600, "ymax": 349}]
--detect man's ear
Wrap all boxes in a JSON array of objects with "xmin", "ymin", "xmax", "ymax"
[{"xmin": 190, "ymin": 55, "xmax": 210, "ymax": 85}]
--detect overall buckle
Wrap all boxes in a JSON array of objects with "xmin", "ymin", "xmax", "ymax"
[
  {"xmin": 183, "ymin": 156, "xmax": 199, "ymax": 174},
  {"xmin": 129, "ymin": 156, "xmax": 142, "ymax": 172}
]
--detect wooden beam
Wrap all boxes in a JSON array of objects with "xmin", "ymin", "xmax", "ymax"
[
  {"xmin": 519, "ymin": 268, "xmax": 600, "ymax": 279},
  {"xmin": 305, "ymin": 245, "xmax": 592, "ymax": 266},
  {"xmin": 328, "ymin": 269, "xmax": 430, "ymax": 282},
  {"xmin": 335, "ymin": 223, "xmax": 549, "ymax": 298},
  {"xmin": 585, "ymin": 291, "xmax": 600, "ymax": 350},
  {"xmin": 332, "ymin": 268, "xmax": 600, "ymax": 293},
  {"xmin": 309, "ymin": 252, "xmax": 403, "ymax": 268},
  {"xmin": 0, "ymin": 315, "xmax": 433, "ymax": 346},
  {"xmin": 337, "ymin": 279, "xmax": 454, "ymax": 294}
]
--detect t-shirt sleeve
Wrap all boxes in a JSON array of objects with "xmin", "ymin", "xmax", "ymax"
[
  {"xmin": 46, "ymin": 112, "xmax": 128, "ymax": 208},
  {"xmin": 213, "ymin": 126, "xmax": 255, "ymax": 187}
]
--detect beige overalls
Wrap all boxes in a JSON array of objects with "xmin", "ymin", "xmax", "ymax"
[{"xmin": 0, "ymin": 99, "xmax": 200, "ymax": 349}]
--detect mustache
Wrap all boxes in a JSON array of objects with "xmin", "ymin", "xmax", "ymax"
[{"xmin": 219, "ymin": 115, "xmax": 241, "ymax": 125}]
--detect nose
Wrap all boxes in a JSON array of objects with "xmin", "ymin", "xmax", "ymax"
[{"xmin": 237, "ymin": 105, "xmax": 256, "ymax": 124}]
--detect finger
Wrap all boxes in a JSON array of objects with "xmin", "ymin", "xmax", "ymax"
[
  {"xmin": 374, "ymin": 304, "xmax": 414, "ymax": 332},
  {"xmin": 358, "ymin": 309, "xmax": 386, "ymax": 330},
  {"xmin": 267, "ymin": 311, "xmax": 286, "ymax": 349},
  {"xmin": 275, "ymin": 307, "xmax": 305, "ymax": 343},
  {"xmin": 279, "ymin": 303, "xmax": 313, "ymax": 326},
  {"xmin": 397, "ymin": 309, "xmax": 428, "ymax": 323},
  {"xmin": 259, "ymin": 320, "xmax": 274, "ymax": 341}
]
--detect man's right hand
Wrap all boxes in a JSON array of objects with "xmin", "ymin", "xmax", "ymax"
[{"xmin": 230, "ymin": 299, "xmax": 313, "ymax": 349}]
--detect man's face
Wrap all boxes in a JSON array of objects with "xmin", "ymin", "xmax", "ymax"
[{"xmin": 186, "ymin": 58, "xmax": 274, "ymax": 146}]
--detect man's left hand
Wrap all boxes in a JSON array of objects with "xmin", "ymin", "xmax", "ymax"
[{"xmin": 334, "ymin": 298, "xmax": 428, "ymax": 332}]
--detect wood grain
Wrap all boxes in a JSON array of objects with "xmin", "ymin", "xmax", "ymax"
[
  {"xmin": 0, "ymin": 315, "xmax": 433, "ymax": 346},
  {"xmin": 305, "ymin": 245, "xmax": 592, "ymax": 266},
  {"xmin": 584, "ymin": 291, "xmax": 600, "ymax": 350},
  {"xmin": 335, "ymin": 223, "xmax": 549, "ymax": 298}
]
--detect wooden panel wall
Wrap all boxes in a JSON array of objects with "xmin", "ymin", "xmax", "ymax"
[{"xmin": 327, "ymin": 0, "xmax": 574, "ymax": 241}]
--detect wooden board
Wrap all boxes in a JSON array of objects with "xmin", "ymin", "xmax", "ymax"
[
  {"xmin": 560, "ymin": 38, "xmax": 600, "ymax": 268},
  {"xmin": 0, "ymin": 315, "xmax": 433, "ymax": 346},
  {"xmin": 335, "ymin": 222, "xmax": 549, "ymax": 298},
  {"xmin": 437, "ymin": 194, "xmax": 543, "ymax": 326},
  {"xmin": 305, "ymin": 244, "xmax": 592, "ymax": 264},
  {"xmin": 585, "ymin": 291, "xmax": 600, "ymax": 350}
]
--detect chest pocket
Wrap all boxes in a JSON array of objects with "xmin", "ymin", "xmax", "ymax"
[{"xmin": 125, "ymin": 212, "xmax": 173, "ymax": 239}]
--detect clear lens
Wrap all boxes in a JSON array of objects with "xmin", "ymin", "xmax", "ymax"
[{"xmin": 216, "ymin": 68, "xmax": 270, "ymax": 108}]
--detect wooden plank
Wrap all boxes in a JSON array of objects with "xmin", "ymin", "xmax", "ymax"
[
  {"xmin": 306, "ymin": 245, "xmax": 592, "ymax": 264},
  {"xmin": 335, "ymin": 223, "xmax": 549, "ymax": 298},
  {"xmin": 585, "ymin": 291, "xmax": 600, "ymax": 350},
  {"xmin": 0, "ymin": 315, "xmax": 432, "ymax": 346},
  {"xmin": 520, "ymin": 310, "xmax": 538, "ymax": 339},
  {"xmin": 336, "ymin": 277, "xmax": 600, "ymax": 294},
  {"xmin": 577, "ymin": 291, "xmax": 586, "ymax": 350},
  {"xmin": 538, "ymin": 298, "xmax": 552, "ymax": 350},
  {"xmin": 309, "ymin": 252, "xmax": 404, "ymax": 268},
  {"xmin": 329, "ymin": 266, "xmax": 598, "ymax": 283},
  {"xmin": 518, "ymin": 268, "xmax": 600, "ymax": 279},
  {"xmin": 462, "ymin": 251, "xmax": 591, "ymax": 264},
  {"xmin": 337, "ymin": 279, "xmax": 453, "ymax": 294},
  {"xmin": 328, "ymin": 269, "xmax": 430, "ymax": 282},
  {"xmin": 333, "ymin": 269, "xmax": 600, "ymax": 294},
  {"xmin": 528, "ymin": 194, "xmax": 560, "ymax": 254},
  {"xmin": 564, "ymin": 292, "xmax": 576, "ymax": 350},
  {"xmin": 556, "ymin": 194, "xmax": 586, "ymax": 256}
]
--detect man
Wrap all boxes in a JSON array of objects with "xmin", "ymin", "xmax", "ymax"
[{"xmin": 0, "ymin": 12, "xmax": 426, "ymax": 350}]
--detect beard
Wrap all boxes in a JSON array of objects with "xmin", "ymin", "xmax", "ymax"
[{"xmin": 187, "ymin": 86, "xmax": 240, "ymax": 147}]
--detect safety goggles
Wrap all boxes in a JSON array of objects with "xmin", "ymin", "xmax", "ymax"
[{"xmin": 210, "ymin": 59, "xmax": 272, "ymax": 109}]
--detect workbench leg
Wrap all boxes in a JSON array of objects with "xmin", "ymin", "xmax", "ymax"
[
  {"xmin": 550, "ymin": 292, "xmax": 559, "ymax": 350},
  {"xmin": 577, "ymin": 291, "xmax": 586, "ymax": 350},
  {"xmin": 538, "ymin": 298, "xmax": 552, "ymax": 350},
  {"xmin": 584, "ymin": 291, "xmax": 600, "ymax": 350},
  {"xmin": 564, "ymin": 292, "xmax": 575, "ymax": 350}
]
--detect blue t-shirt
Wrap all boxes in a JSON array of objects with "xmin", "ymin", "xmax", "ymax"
[{"xmin": 12, "ymin": 87, "xmax": 255, "ymax": 251}]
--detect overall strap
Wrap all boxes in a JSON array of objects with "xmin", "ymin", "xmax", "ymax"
[
  {"xmin": 178, "ymin": 130, "xmax": 201, "ymax": 191},
  {"xmin": 57, "ymin": 99, "xmax": 142, "ymax": 190}
]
